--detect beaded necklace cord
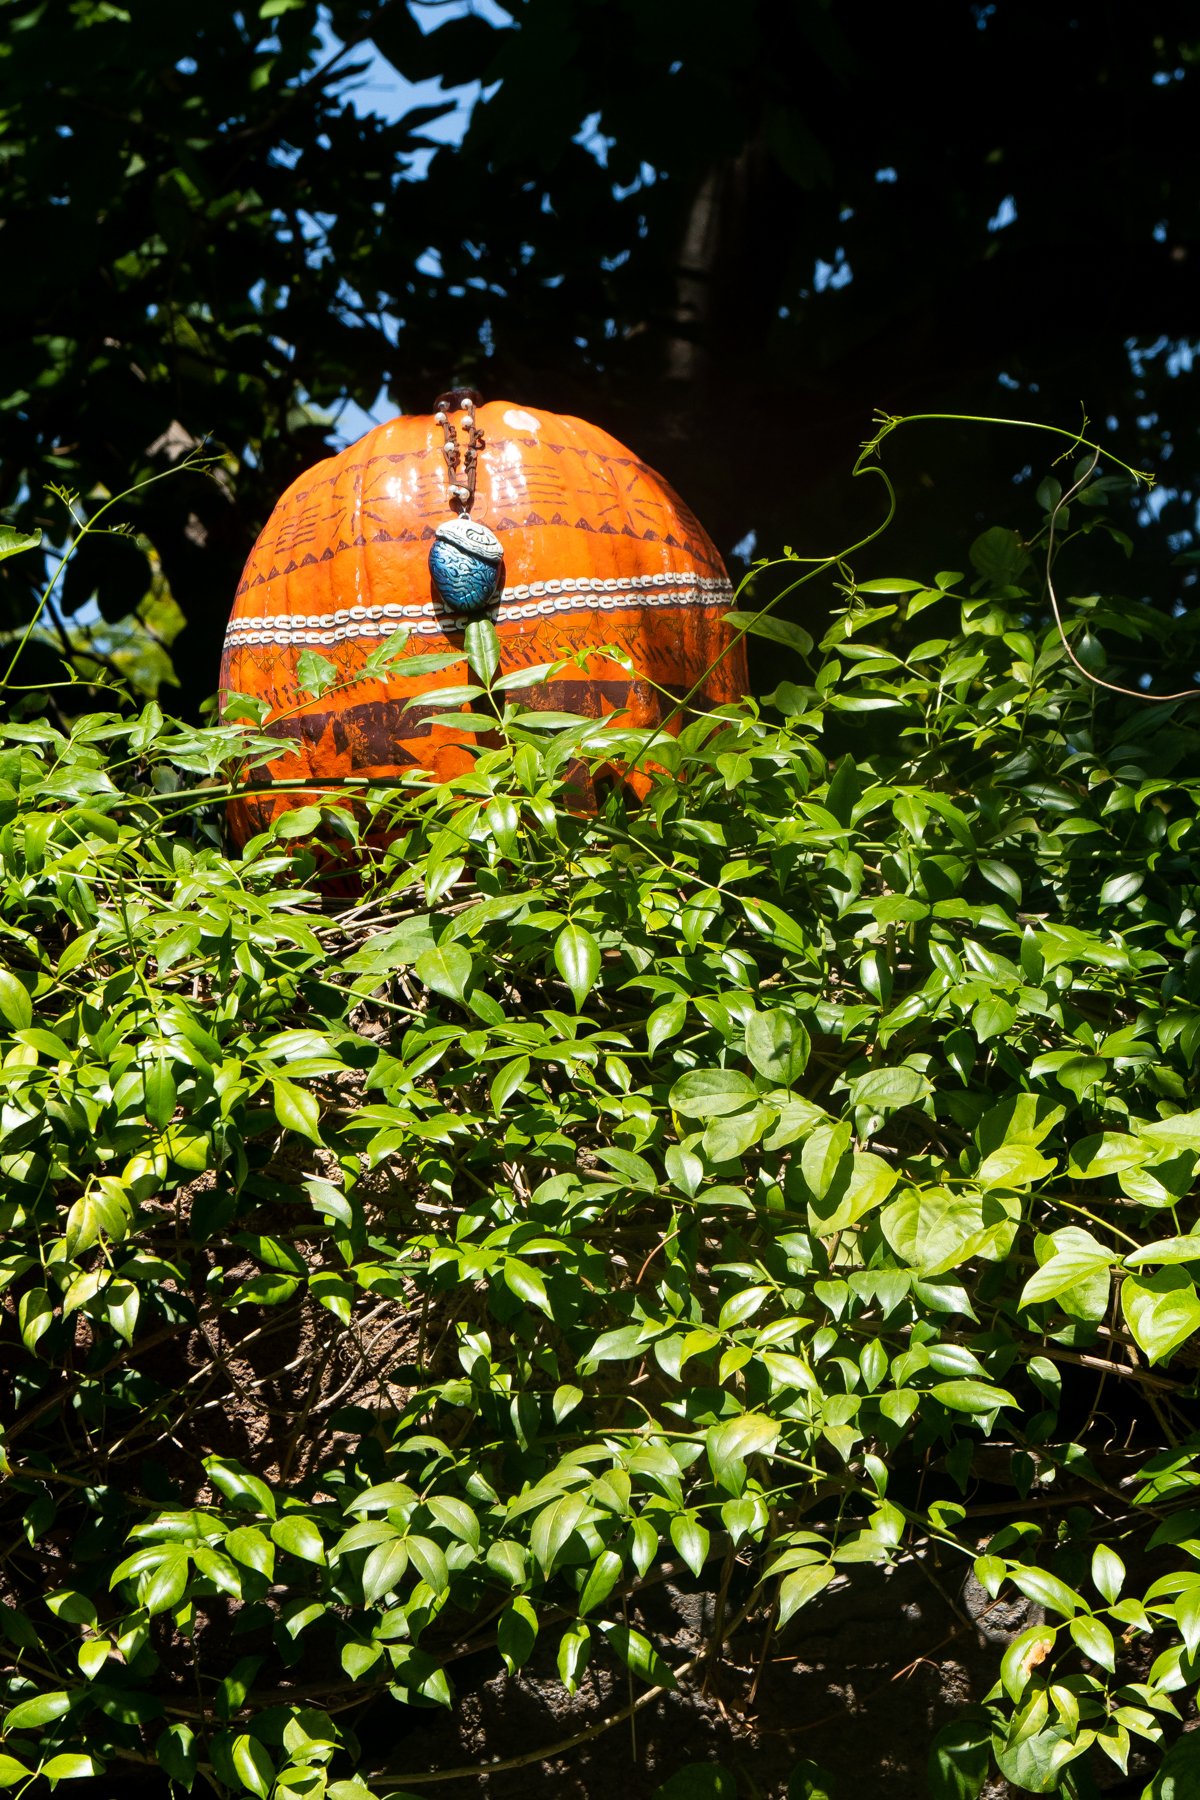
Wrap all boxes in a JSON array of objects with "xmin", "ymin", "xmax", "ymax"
[
  {"xmin": 434, "ymin": 386, "xmax": 485, "ymax": 512},
  {"xmin": 427, "ymin": 388, "xmax": 505, "ymax": 618}
]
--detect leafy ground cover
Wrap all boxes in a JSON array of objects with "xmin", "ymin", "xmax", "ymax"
[{"xmin": 3, "ymin": 448, "xmax": 1200, "ymax": 1796}]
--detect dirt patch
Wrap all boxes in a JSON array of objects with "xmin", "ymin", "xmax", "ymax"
[{"xmin": 351, "ymin": 1557, "xmax": 1042, "ymax": 1799}]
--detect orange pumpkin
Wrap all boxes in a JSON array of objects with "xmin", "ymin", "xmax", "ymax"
[{"xmin": 220, "ymin": 400, "xmax": 746, "ymax": 841}]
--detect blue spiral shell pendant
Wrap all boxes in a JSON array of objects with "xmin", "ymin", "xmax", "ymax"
[{"xmin": 428, "ymin": 514, "xmax": 504, "ymax": 618}]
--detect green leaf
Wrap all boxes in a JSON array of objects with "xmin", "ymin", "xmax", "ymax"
[
  {"xmin": 65, "ymin": 1180, "xmax": 130, "ymax": 1260},
  {"xmin": 788, "ymin": 1761, "xmax": 837, "ymax": 1800},
  {"xmin": 464, "ymin": 617, "xmax": 500, "ymax": 684},
  {"xmin": 341, "ymin": 1642, "xmax": 382, "ymax": 1680},
  {"xmin": 801, "ymin": 1121, "xmax": 852, "ymax": 1200},
  {"xmin": 103, "ymin": 1279, "xmax": 139, "ymax": 1345},
  {"xmin": 724, "ymin": 609, "xmax": 814, "ymax": 657},
  {"xmin": 530, "ymin": 1493, "xmax": 588, "ymax": 1575},
  {"xmin": 969, "ymin": 525, "xmax": 1031, "ymax": 586},
  {"xmin": 504, "ymin": 1257, "xmax": 551, "ymax": 1314},
  {"xmin": 720, "ymin": 1498, "xmax": 760, "ymax": 1547},
  {"xmin": 1008, "ymin": 1565, "xmax": 1080, "ymax": 1618},
  {"xmin": 630, "ymin": 1518, "xmax": 658, "ymax": 1577},
  {"xmin": 484, "ymin": 793, "xmax": 519, "ymax": 856},
  {"xmin": 1100, "ymin": 871, "xmax": 1144, "ymax": 906},
  {"xmin": 498, "ymin": 1596, "xmax": 538, "ymax": 1674},
  {"xmin": 740, "ymin": 895, "xmax": 811, "ymax": 954},
  {"xmin": 295, "ymin": 649, "xmax": 338, "ymax": 696},
  {"xmin": 77, "ymin": 1641, "xmax": 109, "ymax": 1680},
  {"xmin": 1041, "ymin": 1055, "xmax": 1107, "ymax": 1101},
  {"xmin": 653, "ymin": 1764, "xmax": 738, "ymax": 1800},
  {"xmin": 848, "ymin": 1064, "xmax": 930, "ymax": 1115},
  {"xmin": 1142, "ymin": 1730, "xmax": 1200, "ymax": 1798},
  {"xmin": 596, "ymin": 1147, "xmax": 657, "ymax": 1190},
  {"xmin": 1091, "ymin": 1544, "xmax": 1125, "ymax": 1604},
  {"xmin": 1173, "ymin": 1583, "xmax": 1200, "ymax": 1659},
  {"xmin": 224, "ymin": 1526, "xmax": 275, "ymax": 1579},
  {"xmin": 703, "ymin": 1106, "xmax": 767, "ymax": 1163},
  {"xmin": 490, "ymin": 1055, "xmax": 530, "ymax": 1112},
  {"xmin": 272, "ymin": 1077, "xmax": 322, "ymax": 1143},
  {"xmin": 557, "ymin": 1623, "xmax": 590, "ymax": 1694},
  {"xmin": 1000, "ymin": 1625, "xmax": 1057, "ymax": 1700},
  {"xmin": 361, "ymin": 1538, "xmax": 408, "ymax": 1604},
  {"xmin": 0, "ymin": 968, "xmax": 33, "ymax": 1031},
  {"xmin": 344, "ymin": 914, "xmax": 437, "ymax": 973},
  {"xmin": 231, "ymin": 1734, "xmax": 274, "ymax": 1799},
  {"xmin": 777, "ymin": 1561, "xmax": 834, "ymax": 1626},
  {"xmin": 415, "ymin": 943, "xmax": 473, "ymax": 1003},
  {"xmin": 809, "ymin": 1150, "xmax": 897, "ymax": 1234},
  {"xmin": 928, "ymin": 1714, "xmax": 990, "ymax": 1800},
  {"xmin": 929, "ymin": 1379, "xmax": 1016, "ymax": 1415},
  {"xmin": 1069, "ymin": 1612, "xmax": 1115, "ymax": 1670},
  {"xmin": 0, "ymin": 1759, "xmax": 30, "ymax": 1790},
  {"xmin": 204, "ymin": 1458, "xmax": 277, "ymax": 1518},
  {"xmin": 144, "ymin": 1058, "xmax": 177, "ymax": 1129},
  {"xmin": 142, "ymin": 1547, "xmax": 190, "ymax": 1616},
  {"xmin": 493, "ymin": 661, "xmax": 559, "ymax": 692},
  {"xmin": 424, "ymin": 1496, "xmax": 479, "ymax": 1548},
  {"xmin": 647, "ymin": 996, "xmax": 687, "ymax": 1054},
  {"xmin": 745, "ymin": 1009, "xmax": 810, "ymax": 1085},
  {"xmin": 578, "ymin": 1548, "xmax": 623, "ymax": 1617},
  {"xmin": 976, "ymin": 1144, "xmax": 1054, "ymax": 1189},
  {"xmin": 554, "ymin": 922, "xmax": 600, "ymax": 1010},
  {"xmin": 191, "ymin": 1548, "xmax": 242, "ymax": 1597},
  {"xmin": 405, "ymin": 1535, "xmax": 449, "ymax": 1593},
  {"xmin": 669, "ymin": 1069, "xmax": 758, "ymax": 1118},
  {"xmin": 1126, "ymin": 1235, "xmax": 1200, "ymax": 1267},
  {"xmin": 665, "ymin": 1143, "xmax": 704, "ymax": 1195},
  {"xmin": 706, "ymin": 1414, "xmax": 780, "ymax": 1495},
  {"xmin": 993, "ymin": 1726, "xmax": 1074, "ymax": 1793},
  {"xmin": 485, "ymin": 1540, "xmax": 526, "ymax": 1588},
  {"xmin": 881, "ymin": 1186, "xmax": 989, "ymax": 1277},
  {"xmin": 552, "ymin": 1383, "xmax": 584, "ymax": 1423},
  {"xmin": 18, "ymin": 1285, "xmax": 53, "ymax": 1353},
  {"xmin": 1122, "ymin": 1268, "xmax": 1200, "ymax": 1365},
  {"xmin": 41, "ymin": 1754, "xmax": 101, "ymax": 1780},
  {"xmin": 977, "ymin": 858, "xmax": 1022, "ymax": 904},
  {"xmin": 3, "ymin": 1690, "xmax": 72, "ymax": 1731},
  {"xmin": 1019, "ymin": 1230, "xmax": 1113, "ymax": 1307},
  {"xmin": 582, "ymin": 1323, "xmax": 646, "ymax": 1368},
  {"xmin": 155, "ymin": 1724, "xmax": 196, "ymax": 1790},
  {"xmin": 0, "ymin": 526, "xmax": 41, "ymax": 562},
  {"xmin": 669, "ymin": 1513, "xmax": 710, "ymax": 1578},
  {"xmin": 1068, "ymin": 1131, "xmax": 1148, "ymax": 1179},
  {"xmin": 602, "ymin": 1623, "xmax": 677, "ymax": 1689}
]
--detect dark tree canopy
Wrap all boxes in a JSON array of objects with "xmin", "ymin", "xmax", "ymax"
[{"xmin": 1, "ymin": 0, "xmax": 1198, "ymax": 709}]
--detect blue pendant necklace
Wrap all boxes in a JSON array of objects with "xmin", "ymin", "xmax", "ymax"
[{"xmin": 428, "ymin": 388, "xmax": 504, "ymax": 619}]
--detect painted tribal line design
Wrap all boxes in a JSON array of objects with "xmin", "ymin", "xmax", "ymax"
[{"xmin": 232, "ymin": 438, "xmax": 724, "ymax": 601}]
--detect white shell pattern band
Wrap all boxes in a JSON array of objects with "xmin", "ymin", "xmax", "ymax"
[{"xmin": 225, "ymin": 573, "xmax": 735, "ymax": 648}]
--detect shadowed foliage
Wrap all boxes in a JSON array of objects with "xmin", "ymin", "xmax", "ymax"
[{"xmin": 4, "ymin": 433, "xmax": 1200, "ymax": 1794}]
